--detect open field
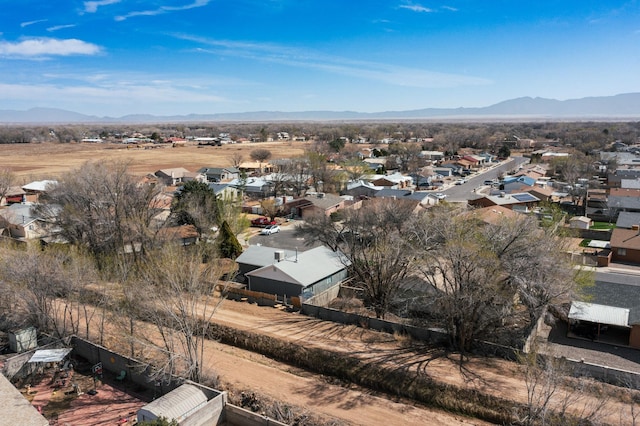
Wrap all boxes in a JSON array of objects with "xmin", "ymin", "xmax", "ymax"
[{"xmin": 0, "ymin": 141, "xmax": 311, "ymax": 182}]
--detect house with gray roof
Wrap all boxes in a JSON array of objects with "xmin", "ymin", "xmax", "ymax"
[
  {"xmin": 198, "ymin": 167, "xmax": 240, "ymax": 183},
  {"xmin": 236, "ymin": 245, "xmax": 349, "ymax": 300},
  {"xmin": 0, "ymin": 203, "xmax": 50, "ymax": 240},
  {"xmin": 616, "ymin": 211, "xmax": 640, "ymax": 229},
  {"xmin": 569, "ymin": 274, "xmax": 640, "ymax": 349}
]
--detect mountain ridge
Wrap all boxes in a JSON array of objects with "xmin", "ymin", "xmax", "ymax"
[{"xmin": 1, "ymin": 93, "xmax": 640, "ymax": 123}]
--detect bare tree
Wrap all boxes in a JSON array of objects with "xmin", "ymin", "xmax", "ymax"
[
  {"xmin": 0, "ymin": 168, "xmax": 14, "ymax": 205},
  {"xmin": 250, "ymin": 148, "xmax": 272, "ymax": 163},
  {"xmin": 514, "ymin": 348, "xmax": 609, "ymax": 425},
  {"xmin": 36, "ymin": 161, "xmax": 163, "ymax": 265},
  {"xmin": 297, "ymin": 198, "xmax": 418, "ymax": 318},
  {"xmin": 229, "ymin": 152, "xmax": 244, "ymax": 168},
  {"xmin": 137, "ymin": 243, "xmax": 227, "ymax": 382}
]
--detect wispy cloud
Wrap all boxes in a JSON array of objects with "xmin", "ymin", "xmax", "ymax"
[
  {"xmin": 399, "ymin": 3, "xmax": 433, "ymax": 13},
  {"xmin": 47, "ymin": 24, "xmax": 77, "ymax": 32},
  {"xmin": 441, "ymin": 6, "xmax": 458, "ymax": 12},
  {"xmin": 115, "ymin": 0, "xmax": 211, "ymax": 21},
  {"xmin": 0, "ymin": 38, "xmax": 101, "ymax": 58},
  {"xmin": 83, "ymin": 0, "xmax": 121, "ymax": 14},
  {"xmin": 21, "ymin": 19, "xmax": 48, "ymax": 28},
  {"xmin": 177, "ymin": 34, "xmax": 491, "ymax": 89}
]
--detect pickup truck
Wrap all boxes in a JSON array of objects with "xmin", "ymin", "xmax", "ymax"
[{"xmin": 251, "ymin": 217, "xmax": 276, "ymax": 227}]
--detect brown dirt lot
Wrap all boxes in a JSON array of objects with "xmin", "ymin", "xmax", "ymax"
[{"xmin": 0, "ymin": 141, "xmax": 310, "ymax": 181}]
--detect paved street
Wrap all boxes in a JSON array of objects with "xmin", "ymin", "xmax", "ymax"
[{"xmin": 442, "ymin": 156, "xmax": 529, "ymax": 202}]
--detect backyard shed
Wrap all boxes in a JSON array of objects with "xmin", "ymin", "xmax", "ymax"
[{"xmin": 137, "ymin": 383, "xmax": 210, "ymax": 424}]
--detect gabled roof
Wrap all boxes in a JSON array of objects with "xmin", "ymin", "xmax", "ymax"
[
  {"xmin": 463, "ymin": 205, "xmax": 518, "ymax": 225},
  {"xmin": 610, "ymin": 228, "xmax": 640, "ymax": 250},
  {"xmin": 374, "ymin": 188, "xmax": 412, "ymax": 198},
  {"xmin": 0, "ymin": 203, "xmax": 39, "ymax": 225},
  {"xmin": 616, "ymin": 211, "xmax": 640, "ymax": 229},
  {"xmin": 246, "ymin": 246, "xmax": 348, "ymax": 288},
  {"xmin": 301, "ymin": 192, "xmax": 344, "ymax": 210},
  {"xmin": 608, "ymin": 195, "xmax": 640, "ymax": 211},
  {"xmin": 198, "ymin": 167, "xmax": 240, "ymax": 175},
  {"xmin": 22, "ymin": 180, "xmax": 57, "ymax": 192},
  {"xmin": 582, "ymin": 275, "xmax": 640, "ymax": 325},
  {"xmin": 236, "ymin": 245, "xmax": 297, "ymax": 268},
  {"xmin": 155, "ymin": 167, "xmax": 191, "ymax": 178}
]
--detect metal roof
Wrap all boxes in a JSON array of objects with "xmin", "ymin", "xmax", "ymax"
[
  {"xmin": 28, "ymin": 348, "xmax": 73, "ymax": 363},
  {"xmin": 587, "ymin": 240, "xmax": 611, "ymax": 249},
  {"xmin": 569, "ymin": 301, "xmax": 630, "ymax": 328},
  {"xmin": 246, "ymin": 246, "xmax": 349, "ymax": 287},
  {"xmin": 137, "ymin": 384, "xmax": 209, "ymax": 423}
]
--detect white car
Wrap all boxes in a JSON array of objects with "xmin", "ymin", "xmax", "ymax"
[
  {"xmin": 260, "ymin": 224, "xmax": 280, "ymax": 235},
  {"xmin": 435, "ymin": 193, "xmax": 447, "ymax": 200}
]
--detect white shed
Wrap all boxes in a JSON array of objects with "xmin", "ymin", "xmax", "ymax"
[
  {"xmin": 569, "ymin": 215, "xmax": 592, "ymax": 230},
  {"xmin": 137, "ymin": 384, "xmax": 209, "ymax": 424}
]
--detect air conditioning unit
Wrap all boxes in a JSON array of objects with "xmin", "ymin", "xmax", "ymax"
[{"xmin": 274, "ymin": 250, "xmax": 285, "ymax": 262}]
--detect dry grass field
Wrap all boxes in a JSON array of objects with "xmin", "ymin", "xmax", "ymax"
[{"xmin": 0, "ymin": 141, "xmax": 311, "ymax": 182}]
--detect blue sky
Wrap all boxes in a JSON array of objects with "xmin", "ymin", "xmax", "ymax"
[{"xmin": 1, "ymin": 1, "xmax": 639, "ymax": 117}]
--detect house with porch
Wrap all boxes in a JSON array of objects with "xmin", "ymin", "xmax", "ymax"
[{"xmin": 569, "ymin": 277, "xmax": 640, "ymax": 349}]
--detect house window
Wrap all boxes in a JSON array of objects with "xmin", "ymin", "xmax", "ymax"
[{"xmin": 618, "ymin": 248, "xmax": 627, "ymax": 256}]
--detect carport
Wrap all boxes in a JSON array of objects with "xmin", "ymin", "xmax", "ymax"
[{"xmin": 568, "ymin": 301, "xmax": 631, "ymax": 345}]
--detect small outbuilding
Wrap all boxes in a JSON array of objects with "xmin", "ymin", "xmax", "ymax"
[{"xmin": 137, "ymin": 383, "xmax": 224, "ymax": 425}]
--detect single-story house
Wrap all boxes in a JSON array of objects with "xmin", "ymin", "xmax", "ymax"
[
  {"xmin": 198, "ymin": 167, "xmax": 240, "ymax": 183},
  {"xmin": 155, "ymin": 168, "xmax": 206, "ymax": 186},
  {"xmin": 569, "ymin": 276, "xmax": 640, "ymax": 349},
  {"xmin": 616, "ymin": 211, "xmax": 640, "ymax": 229},
  {"xmin": 22, "ymin": 180, "xmax": 57, "ymax": 203},
  {"xmin": 283, "ymin": 192, "xmax": 345, "ymax": 219},
  {"xmin": 156, "ymin": 224, "xmax": 200, "ymax": 246},
  {"xmin": 0, "ymin": 203, "xmax": 49, "ymax": 240},
  {"xmin": 236, "ymin": 245, "xmax": 349, "ymax": 300},
  {"xmin": 610, "ymin": 227, "xmax": 640, "ymax": 264},
  {"xmin": 228, "ymin": 177, "xmax": 275, "ymax": 199},
  {"xmin": 468, "ymin": 192, "xmax": 540, "ymax": 212},
  {"xmin": 208, "ymin": 183, "xmax": 241, "ymax": 200},
  {"xmin": 343, "ymin": 180, "xmax": 383, "ymax": 199},
  {"xmin": 1, "ymin": 186, "xmax": 27, "ymax": 205},
  {"xmin": 368, "ymin": 172, "xmax": 413, "ymax": 189}
]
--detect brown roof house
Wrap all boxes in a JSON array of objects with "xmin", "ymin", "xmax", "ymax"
[
  {"xmin": 610, "ymin": 226, "xmax": 640, "ymax": 265},
  {"xmin": 283, "ymin": 192, "xmax": 346, "ymax": 219}
]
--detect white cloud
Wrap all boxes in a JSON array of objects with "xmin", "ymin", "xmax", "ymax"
[
  {"xmin": 21, "ymin": 19, "xmax": 48, "ymax": 28},
  {"xmin": 0, "ymin": 79, "xmax": 229, "ymax": 116},
  {"xmin": 441, "ymin": 6, "xmax": 458, "ymax": 12},
  {"xmin": 47, "ymin": 24, "xmax": 77, "ymax": 32},
  {"xmin": 0, "ymin": 38, "xmax": 101, "ymax": 57},
  {"xmin": 399, "ymin": 4, "xmax": 433, "ymax": 13},
  {"xmin": 115, "ymin": 0, "xmax": 210, "ymax": 21},
  {"xmin": 177, "ymin": 34, "xmax": 491, "ymax": 89},
  {"xmin": 83, "ymin": 0, "xmax": 121, "ymax": 14}
]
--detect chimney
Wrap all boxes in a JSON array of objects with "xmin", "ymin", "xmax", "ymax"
[{"xmin": 633, "ymin": 224, "xmax": 640, "ymax": 231}]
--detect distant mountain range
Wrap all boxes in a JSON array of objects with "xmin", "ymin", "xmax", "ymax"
[{"xmin": 2, "ymin": 93, "xmax": 640, "ymax": 123}]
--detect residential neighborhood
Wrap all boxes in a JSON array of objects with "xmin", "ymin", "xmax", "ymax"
[{"xmin": 2, "ymin": 121, "xmax": 640, "ymax": 425}]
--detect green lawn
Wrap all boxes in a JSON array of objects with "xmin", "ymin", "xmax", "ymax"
[{"xmin": 590, "ymin": 221, "xmax": 616, "ymax": 230}]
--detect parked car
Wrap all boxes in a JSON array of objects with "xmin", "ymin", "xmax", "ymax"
[
  {"xmin": 260, "ymin": 224, "xmax": 280, "ymax": 235},
  {"xmin": 483, "ymin": 179, "xmax": 496, "ymax": 186},
  {"xmin": 251, "ymin": 217, "xmax": 276, "ymax": 227},
  {"xmin": 455, "ymin": 179, "xmax": 466, "ymax": 185},
  {"xmin": 435, "ymin": 193, "xmax": 447, "ymax": 200}
]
